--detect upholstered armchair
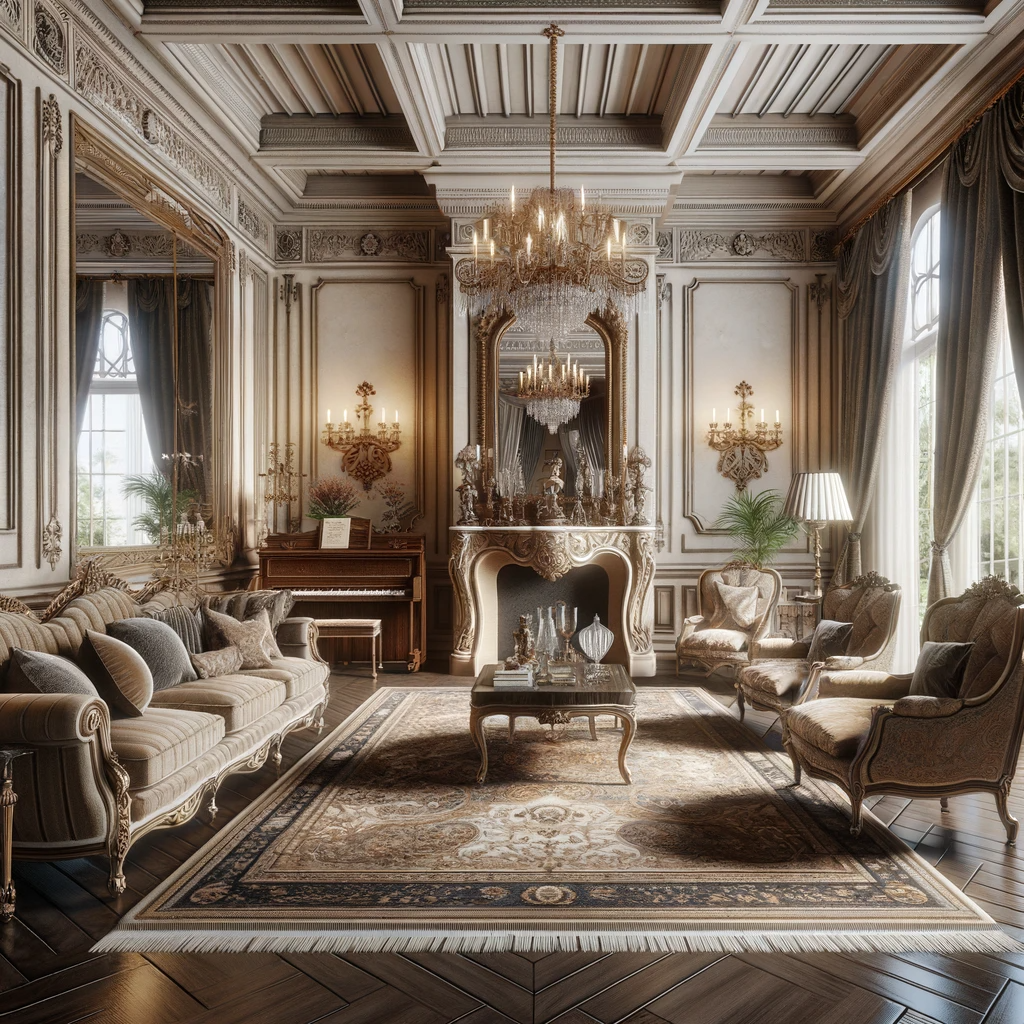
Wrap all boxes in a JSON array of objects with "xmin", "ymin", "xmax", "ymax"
[
  {"xmin": 675, "ymin": 565, "xmax": 782, "ymax": 677},
  {"xmin": 783, "ymin": 577, "xmax": 1024, "ymax": 841},
  {"xmin": 736, "ymin": 571, "xmax": 902, "ymax": 722}
]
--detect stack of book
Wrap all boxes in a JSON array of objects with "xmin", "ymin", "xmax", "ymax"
[
  {"xmin": 492, "ymin": 667, "xmax": 535, "ymax": 688},
  {"xmin": 548, "ymin": 665, "xmax": 577, "ymax": 684}
]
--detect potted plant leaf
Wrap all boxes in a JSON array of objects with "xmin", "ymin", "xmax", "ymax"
[
  {"xmin": 715, "ymin": 488, "xmax": 798, "ymax": 569},
  {"xmin": 122, "ymin": 473, "xmax": 198, "ymax": 545}
]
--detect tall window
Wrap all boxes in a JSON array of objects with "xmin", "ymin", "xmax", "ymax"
[
  {"xmin": 908, "ymin": 209, "xmax": 941, "ymax": 610},
  {"xmin": 76, "ymin": 309, "xmax": 154, "ymax": 546},
  {"xmin": 979, "ymin": 326, "xmax": 1023, "ymax": 585}
]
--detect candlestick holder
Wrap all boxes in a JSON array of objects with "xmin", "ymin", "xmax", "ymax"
[
  {"xmin": 707, "ymin": 381, "xmax": 783, "ymax": 492},
  {"xmin": 321, "ymin": 381, "xmax": 401, "ymax": 492}
]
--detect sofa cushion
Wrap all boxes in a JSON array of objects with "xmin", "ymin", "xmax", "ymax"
[
  {"xmin": 149, "ymin": 605, "xmax": 204, "ymax": 656},
  {"xmin": 78, "ymin": 630, "xmax": 154, "ymax": 717},
  {"xmin": 679, "ymin": 628, "xmax": 749, "ymax": 653},
  {"xmin": 741, "ymin": 660, "xmax": 808, "ymax": 698},
  {"xmin": 148, "ymin": 674, "xmax": 287, "ymax": 734},
  {"xmin": 245, "ymin": 656, "xmax": 328, "ymax": 699},
  {"xmin": 191, "ymin": 645, "xmax": 243, "ymax": 679},
  {"xmin": 786, "ymin": 698, "xmax": 880, "ymax": 759},
  {"xmin": 202, "ymin": 607, "xmax": 273, "ymax": 670},
  {"xmin": 109, "ymin": 707, "xmax": 225, "ymax": 789},
  {"xmin": 107, "ymin": 618, "xmax": 197, "ymax": 692},
  {"xmin": 6, "ymin": 648, "xmax": 99, "ymax": 697}
]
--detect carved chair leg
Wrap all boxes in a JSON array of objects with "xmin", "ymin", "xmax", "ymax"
[
  {"xmin": 939, "ymin": 796, "xmax": 949, "ymax": 811},
  {"xmin": 271, "ymin": 736, "xmax": 284, "ymax": 768},
  {"xmin": 849, "ymin": 786, "xmax": 864, "ymax": 837},
  {"xmin": 996, "ymin": 783, "xmax": 1019, "ymax": 845},
  {"xmin": 207, "ymin": 785, "xmax": 220, "ymax": 824},
  {"xmin": 735, "ymin": 687, "xmax": 746, "ymax": 722}
]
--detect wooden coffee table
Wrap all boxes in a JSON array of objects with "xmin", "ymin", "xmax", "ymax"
[{"xmin": 469, "ymin": 663, "xmax": 637, "ymax": 784}]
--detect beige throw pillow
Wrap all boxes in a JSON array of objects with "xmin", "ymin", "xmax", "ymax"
[
  {"xmin": 244, "ymin": 607, "xmax": 283, "ymax": 659},
  {"xmin": 191, "ymin": 645, "xmax": 244, "ymax": 679},
  {"xmin": 202, "ymin": 606, "xmax": 273, "ymax": 670},
  {"xmin": 77, "ymin": 629, "xmax": 154, "ymax": 717},
  {"xmin": 710, "ymin": 580, "xmax": 760, "ymax": 630}
]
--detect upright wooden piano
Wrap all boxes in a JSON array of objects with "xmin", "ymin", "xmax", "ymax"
[{"xmin": 258, "ymin": 533, "xmax": 426, "ymax": 671}]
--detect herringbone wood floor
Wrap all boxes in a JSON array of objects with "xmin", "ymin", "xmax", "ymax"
[{"xmin": 3, "ymin": 668, "xmax": 1024, "ymax": 1024}]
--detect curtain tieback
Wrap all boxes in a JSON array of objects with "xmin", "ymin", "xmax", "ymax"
[
  {"xmin": 847, "ymin": 532, "xmax": 862, "ymax": 542},
  {"xmin": 930, "ymin": 541, "xmax": 948, "ymax": 554}
]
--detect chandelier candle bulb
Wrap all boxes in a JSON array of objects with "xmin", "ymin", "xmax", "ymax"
[
  {"xmin": 510, "ymin": 186, "xmax": 515, "ymax": 212},
  {"xmin": 581, "ymin": 186, "xmax": 585, "ymax": 210}
]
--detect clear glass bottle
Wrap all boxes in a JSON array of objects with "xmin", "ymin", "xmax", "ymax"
[{"xmin": 535, "ymin": 605, "xmax": 558, "ymax": 682}]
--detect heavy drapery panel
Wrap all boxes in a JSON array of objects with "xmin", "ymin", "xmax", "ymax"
[
  {"xmin": 496, "ymin": 395, "xmax": 525, "ymax": 493},
  {"xmin": 928, "ymin": 89, "xmax": 1024, "ymax": 604},
  {"xmin": 557, "ymin": 424, "xmax": 580, "ymax": 496},
  {"xmin": 520, "ymin": 414, "xmax": 545, "ymax": 489},
  {"xmin": 576, "ymin": 395, "xmax": 606, "ymax": 497},
  {"xmin": 128, "ymin": 278, "xmax": 175, "ymax": 475},
  {"xmin": 74, "ymin": 278, "xmax": 105, "ymax": 435},
  {"xmin": 175, "ymin": 278, "xmax": 213, "ymax": 501},
  {"xmin": 834, "ymin": 191, "xmax": 913, "ymax": 583},
  {"xmin": 129, "ymin": 278, "xmax": 212, "ymax": 500}
]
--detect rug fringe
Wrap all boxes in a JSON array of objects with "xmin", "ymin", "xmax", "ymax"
[{"xmin": 91, "ymin": 927, "xmax": 1023, "ymax": 956}]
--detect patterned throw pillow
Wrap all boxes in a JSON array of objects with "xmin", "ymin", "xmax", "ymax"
[
  {"xmin": 710, "ymin": 580, "xmax": 760, "ymax": 630},
  {"xmin": 107, "ymin": 618, "xmax": 198, "ymax": 691},
  {"xmin": 205, "ymin": 589, "xmax": 294, "ymax": 631},
  {"xmin": 150, "ymin": 604, "xmax": 204, "ymax": 655},
  {"xmin": 202, "ymin": 606, "xmax": 273, "ymax": 670},
  {"xmin": 245, "ymin": 607, "xmax": 282, "ymax": 659},
  {"xmin": 6, "ymin": 648, "xmax": 99, "ymax": 697},
  {"xmin": 806, "ymin": 619, "xmax": 854, "ymax": 664},
  {"xmin": 77, "ymin": 629, "xmax": 154, "ymax": 717},
  {"xmin": 191, "ymin": 645, "xmax": 243, "ymax": 679},
  {"xmin": 910, "ymin": 641, "xmax": 975, "ymax": 699}
]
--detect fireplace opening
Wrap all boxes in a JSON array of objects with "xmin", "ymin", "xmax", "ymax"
[{"xmin": 496, "ymin": 563, "xmax": 609, "ymax": 661}]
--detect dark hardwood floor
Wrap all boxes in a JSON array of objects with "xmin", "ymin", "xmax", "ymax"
[{"xmin": 3, "ymin": 666, "xmax": 1024, "ymax": 1024}]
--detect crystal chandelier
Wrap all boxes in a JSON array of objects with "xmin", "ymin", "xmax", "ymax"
[
  {"xmin": 455, "ymin": 24, "xmax": 649, "ymax": 337},
  {"xmin": 517, "ymin": 338, "xmax": 590, "ymax": 433}
]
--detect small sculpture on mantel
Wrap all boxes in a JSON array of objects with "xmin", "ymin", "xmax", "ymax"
[
  {"xmin": 505, "ymin": 613, "xmax": 537, "ymax": 669},
  {"xmin": 455, "ymin": 445, "xmax": 481, "ymax": 525},
  {"xmin": 538, "ymin": 453, "xmax": 567, "ymax": 524},
  {"xmin": 626, "ymin": 446, "xmax": 653, "ymax": 526},
  {"xmin": 573, "ymin": 436, "xmax": 594, "ymax": 500}
]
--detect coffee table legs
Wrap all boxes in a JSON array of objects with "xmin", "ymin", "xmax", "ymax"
[
  {"xmin": 471, "ymin": 707, "xmax": 635, "ymax": 785},
  {"xmin": 1, "ymin": 749, "xmax": 31, "ymax": 924}
]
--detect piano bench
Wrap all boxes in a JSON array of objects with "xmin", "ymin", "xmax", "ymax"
[{"xmin": 313, "ymin": 618, "xmax": 383, "ymax": 682}]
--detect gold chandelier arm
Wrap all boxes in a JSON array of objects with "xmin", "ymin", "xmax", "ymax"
[{"xmin": 544, "ymin": 23, "xmax": 564, "ymax": 196}]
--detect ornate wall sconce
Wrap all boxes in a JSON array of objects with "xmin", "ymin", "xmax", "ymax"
[
  {"xmin": 321, "ymin": 381, "xmax": 401, "ymax": 491},
  {"xmin": 706, "ymin": 381, "xmax": 783, "ymax": 491},
  {"xmin": 259, "ymin": 442, "xmax": 305, "ymax": 537}
]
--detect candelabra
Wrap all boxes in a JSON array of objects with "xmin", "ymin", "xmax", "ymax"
[
  {"xmin": 321, "ymin": 381, "xmax": 401, "ymax": 492},
  {"xmin": 706, "ymin": 381, "xmax": 783, "ymax": 492},
  {"xmin": 259, "ymin": 442, "xmax": 305, "ymax": 537},
  {"xmin": 455, "ymin": 445, "xmax": 482, "ymax": 525},
  {"xmin": 626, "ymin": 446, "xmax": 653, "ymax": 525}
]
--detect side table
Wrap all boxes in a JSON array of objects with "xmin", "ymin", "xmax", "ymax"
[{"xmin": 1, "ymin": 747, "xmax": 32, "ymax": 924}]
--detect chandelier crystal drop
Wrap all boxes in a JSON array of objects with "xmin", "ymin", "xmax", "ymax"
[
  {"xmin": 517, "ymin": 338, "xmax": 590, "ymax": 433},
  {"xmin": 455, "ymin": 24, "xmax": 649, "ymax": 336}
]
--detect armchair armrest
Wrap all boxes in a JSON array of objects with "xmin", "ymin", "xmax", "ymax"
[
  {"xmin": 816, "ymin": 670, "xmax": 913, "ymax": 701},
  {"xmin": 891, "ymin": 695, "xmax": 964, "ymax": 718},
  {"xmin": 275, "ymin": 616, "xmax": 318, "ymax": 661},
  {"xmin": 0, "ymin": 692, "xmax": 109, "ymax": 744},
  {"xmin": 822, "ymin": 655, "xmax": 865, "ymax": 672},
  {"xmin": 752, "ymin": 637, "xmax": 810, "ymax": 661},
  {"xmin": 677, "ymin": 615, "xmax": 707, "ymax": 646}
]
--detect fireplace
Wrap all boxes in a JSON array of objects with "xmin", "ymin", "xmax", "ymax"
[
  {"xmin": 448, "ymin": 526, "xmax": 656, "ymax": 677},
  {"xmin": 496, "ymin": 563, "xmax": 609, "ymax": 661}
]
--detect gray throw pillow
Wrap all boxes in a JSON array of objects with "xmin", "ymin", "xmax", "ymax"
[
  {"xmin": 6, "ymin": 648, "xmax": 99, "ymax": 697},
  {"xmin": 77, "ymin": 630, "xmax": 154, "ymax": 718},
  {"xmin": 107, "ymin": 618, "xmax": 198, "ymax": 691},
  {"xmin": 807, "ymin": 618, "xmax": 854, "ymax": 663},
  {"xmin": 910, "ymin": 641, "xmax": 975, "ymax": 699},
  {"xmin": 205, "ymin": 589, "xmax": 294, "ymax": 631},
  {"xmin": 151, "ymin": 604, "xmax": 204, "ymax": 656}
]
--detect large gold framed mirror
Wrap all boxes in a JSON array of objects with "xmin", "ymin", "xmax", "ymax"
[
  {"xmin": 71, "ymin": 118, "xmax": 232, "ymax": 572},
  {"xmin": 475, "ymin": 305, "xmax": 627, "ymax": 495}
]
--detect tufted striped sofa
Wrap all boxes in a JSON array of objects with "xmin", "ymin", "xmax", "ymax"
[{"xmin": 0, "ymin": 574, "xmax": 329, "ymax": 897}]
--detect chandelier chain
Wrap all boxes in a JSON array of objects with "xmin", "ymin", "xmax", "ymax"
[{"xmin": 543, "ymin": 24, "xmax": 563, "ymax": 194}]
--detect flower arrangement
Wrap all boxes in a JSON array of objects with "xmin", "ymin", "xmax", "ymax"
[
  {"xmin": 375, "ymin": 481, "xmax": 423, "ymax": 534},
  {"xmin": 307, "ymin": 477, "xmax": 360, "ymax": 520}
]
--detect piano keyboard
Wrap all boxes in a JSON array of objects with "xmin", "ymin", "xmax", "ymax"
[{"xmin": 292, "ymin": 588, "xmax": 409, "ymax": 598}]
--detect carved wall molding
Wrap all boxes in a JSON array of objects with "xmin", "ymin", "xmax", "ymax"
[
  {"xmin": 677, "ymin": 229, "xmax": 806, "ymax": 262},
  {"xmin": 76, "ymin": 230, "xmax": 206, "ymax": 261},
  {"xmin": 306, "ymin": 228, "xmax": 430, "ymax": 263},
  {"xmin": 237, "ymin": 195, "xmax": 269, "ymax": 248},
  {"xmin": 811, "ymin": 230, "xmax": 838, "ymax": 261},
  {"xmin": 33, "ymin": 3, "xmax": 66, "ymax": 77},
  {"xmin": 498, "ymin": 334, "xmax": 604, "ymax": 352},
  {"xmin": 258, "ymin": 118, "xmax": 415, "ymax": 151},
  {"xmin": 699, "ymin": 120, "xmax": 857, "ymax": 150},
  {"xmin": 657, "ymin": 231, "xmax": 673, "ymax": 262},
  {"xmin": 0, "ymin": 0, "xmax": 21, "ymax": 31},
  {"xmin": 445, "ymin": 122, "xmax": 662, "ymax": 150},
  {"xmin": 275, "ymin": 227, "xmax": 301, "ymax": 262},
  {"xmin": 448, "ymin": 526, "xmax": 656, "ymax": 676}
]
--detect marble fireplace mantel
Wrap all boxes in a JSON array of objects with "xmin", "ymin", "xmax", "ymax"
[{"xmin": 448, "ymin": 525, "xmax": 657, "ymax": 678}]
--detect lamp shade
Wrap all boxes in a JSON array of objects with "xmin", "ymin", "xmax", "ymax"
[{"xmin": 782, "ymin": 472, "xmax": 852, "ymax": 524}]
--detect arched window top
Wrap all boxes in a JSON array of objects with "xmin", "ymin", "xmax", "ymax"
[
  {"xmin": 908, "ymin": 206, "xmax": 940, "ymax": 343},
  {"xmin": 93, "ymin": 309, "xmax": 135, "ymax": 381}
]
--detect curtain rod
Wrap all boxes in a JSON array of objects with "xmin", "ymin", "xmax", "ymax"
[
  {"xmin": 75, "ymin": 272, "xmax": 215, "ymax": 281},
  {"xmin": 838, "ymin": 62, "xmax": 1024, "ymax": 248}
]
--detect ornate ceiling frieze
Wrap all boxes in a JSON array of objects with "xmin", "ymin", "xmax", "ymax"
[
  {"xmin": 275, "ymin": 228, "xmax": 302, "ymax": 262},
  {"xmin": 237, "ymin": 195, "xmax": 270, "ymax": 249},
  {"xmin": 34, "ymin": 2, "xmax": 66, "ymax": 77},
  {"xmin": 0, "ymin": 0, "xmax": 21, "ymax": 31},
  {"xmin": 306, "ymin": 228, "xmax": 431, "ymax": 263},
  {"xmin": 76, "ymin": 230, "xmax": 207, "ymax": 261},
  {"xmin": 699, "ymin": 121, "xmax": 858, "ymax": 150},
  {"xmin": 445, "ymin": 121, "xmax": 662, "ymax": 150},
  {"xmin": 259, "ymin": 117, "xmax": 415, "ymax": 152},
  {"xmin": 675, "ymin": 229, "xmax": 808, "ymax": 262}
]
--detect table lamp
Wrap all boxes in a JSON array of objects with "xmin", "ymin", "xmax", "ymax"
[{"xmin": 782, "ymin": 471, "xmax": 852, "ymax": 599}]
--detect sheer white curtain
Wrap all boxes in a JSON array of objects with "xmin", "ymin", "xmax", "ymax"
[{"xmin": 862, "ymin": 346, "xmax": 920, "ymax": 672}]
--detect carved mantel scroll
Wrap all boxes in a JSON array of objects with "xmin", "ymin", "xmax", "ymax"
[{"xmin": 448, "ymin": 525, "xmax": 656, "ymax": 678}]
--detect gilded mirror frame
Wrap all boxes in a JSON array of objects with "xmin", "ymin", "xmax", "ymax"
[
  {"xmin": 70, "ymin": 117, "xmax": 234, "ymax": 573},
  {"xmin": 476, "ymin": 305, "xmax": 628, "ymax": 478}
]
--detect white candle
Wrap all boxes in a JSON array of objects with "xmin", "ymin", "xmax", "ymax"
[
  {"xmin": 775, "ymin": 410, "xmax": 780, "ymax": 423},
  {"xmin": 726, "ymin": 408, "xmax": 731, "ymax": 423},
  {"xmin": 761, "ymin": 409, "xmax": 764, "ymax": 423},
  {"xmin": 394, "ymin": 410, "xmax": 399, "ymax": 424},
  {"xmin": 343, "ymin": 409, "xmax": 348, "ymax": 422},
  {"xmin": 475, "ymin": 444, "xmax": 481, "ymax": 460},
  {"xmin": 510, "ymin": 186, "xmax": 515, "ymax": 212},
  {"xmin": 607, "ymin": 239, "xmax": 611, "ymax": 260},
  {"xmin": 581, "ymin": 186, "xmax": 585, "ymax": 210},
  {"xmin": 526, "ymin": 234, "xmax": 532, "ymax": 259},
  {"xmin": 712, "ymin": 408, "xmax": 716, "ymax": 423},
  {"xmin": 325, "ymin": 411, "xmax": 330, "ymax": 425}
]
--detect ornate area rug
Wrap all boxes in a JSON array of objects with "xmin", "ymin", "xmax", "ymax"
[{"xmin": 95, "ymin": 687, "xmax": 1018, "ymax": 954}]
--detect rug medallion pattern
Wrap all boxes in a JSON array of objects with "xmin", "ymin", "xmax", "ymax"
[{"xmin": 100, "ymin": 687, "xmax": 1015, "ymax": 953}]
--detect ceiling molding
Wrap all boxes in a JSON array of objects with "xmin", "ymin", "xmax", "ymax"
[
  {"xmin": 259, "ymin": 114, "xmax": 416, "ymax": 150},
  {"xmin": 444, "ymin": 116, "xmax": 663, "ymax": 150},
  {"xmin": 698, "ymin": 114, "xmax": 858, "ymax": 149}
]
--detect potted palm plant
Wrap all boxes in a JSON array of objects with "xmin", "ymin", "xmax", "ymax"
[
  {"xmin": 122, "ymin": 473, "xmax": 198, "ymax": 544},
  {"xmin": 715, "ymin": 489, "xmax": 798, "ymax": 569}
]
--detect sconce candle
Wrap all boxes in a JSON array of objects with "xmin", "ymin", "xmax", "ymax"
[
  {"xmin": 706, "ymin": 381, "xmax": 784, "ymax": 492},
  {"xmin": 320, "ymin": 381, "xmax": 401, "ymax": 492}
]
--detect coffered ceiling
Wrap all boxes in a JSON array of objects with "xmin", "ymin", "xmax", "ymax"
[{"xmin": 134, "ymin": 0, "xmax": 1024, "ymax": 227}]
